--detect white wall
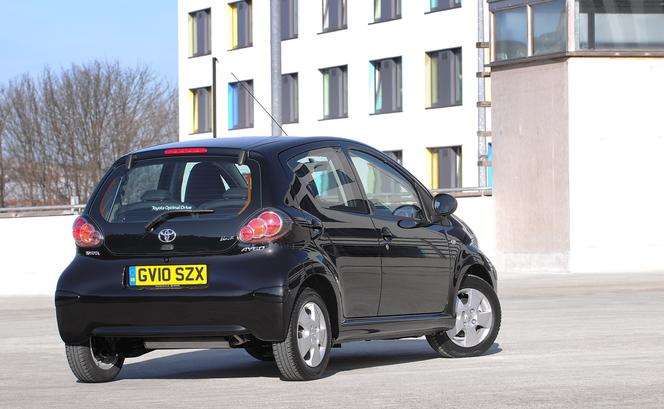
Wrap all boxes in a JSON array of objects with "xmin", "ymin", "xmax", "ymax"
[
  {"xmin": 0, "ymin": 197, "xmax": 495, "ymax": 295},
  {"xmin": 454, "ymin": 196, "xmax": 496, "ymax": 261},
  {"xmin": 490, "ymin": 56, "xmax": 664, "ymax": 274},
  {"xmin": 178, "ymin": 0, "xmax": 488, "ymax": 189},
  {"xmin": 0, "ymin": 215, "xmax": 77, "ymax": 296},
  {"xmin": 567, "ymin": 57, "xmax": 664, "ymax": 273}
]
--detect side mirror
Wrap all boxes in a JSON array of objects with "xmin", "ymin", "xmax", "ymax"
[{"xmin": 433, "ymin": 193, "xmax": 457, "ymax": 217}]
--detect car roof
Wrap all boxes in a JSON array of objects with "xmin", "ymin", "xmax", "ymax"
[{"xmin": 130, "ymin": 136, "xmax": 361, "ymax": 156}]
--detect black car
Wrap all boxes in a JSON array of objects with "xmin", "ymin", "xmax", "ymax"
[{"xmin": 55, "ymin": 136, "xmax": 501, "ymax": 382}]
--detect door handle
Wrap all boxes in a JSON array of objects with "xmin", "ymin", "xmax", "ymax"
[
  {"xmin": 309, "ymin": 218, "xmax": 324, "ymax": 239},
  {"xmin": 380, "ymin": 227, "xmax": 393, "ymax": 250}
]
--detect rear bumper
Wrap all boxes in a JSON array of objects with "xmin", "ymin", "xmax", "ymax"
[
  {"xmin": 55, "ymin": 288, "xmax": 286, "ymax": 344},
  {"xmin": 55, "ymin": 250, "xmax": 304, "ymax": 345}
]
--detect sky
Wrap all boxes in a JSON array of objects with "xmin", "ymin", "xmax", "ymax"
[{"xmin": 0, "ymin": 0, "xmax": 178, "ymax": 85}]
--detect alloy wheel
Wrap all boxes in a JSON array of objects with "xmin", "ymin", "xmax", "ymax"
[
  {"xmin": 446, "ymin": 288, "xmax": 493, "ymax": 348},
  {"xmin": 296, "ymin": 301, "xmax": 328, "ymax": 367}
]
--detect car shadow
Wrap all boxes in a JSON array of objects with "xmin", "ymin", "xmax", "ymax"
[{"xmin": 118, "ymin": 340, "xmax": 502, "ymax": 381}]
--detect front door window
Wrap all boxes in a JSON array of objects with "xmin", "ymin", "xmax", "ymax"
[{"xmin": 349, "ymin": 150, "xmax": 422, "ymax": 219}]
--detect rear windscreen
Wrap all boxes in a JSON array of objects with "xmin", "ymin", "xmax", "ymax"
[{"xmin": 93, "ymin": 155, "xmax": 259, "ymax": 223}]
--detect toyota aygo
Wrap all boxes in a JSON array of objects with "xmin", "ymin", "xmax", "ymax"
[{"xmin": 55, "ymin": 136, "xmax": 501, "ymax": 382}]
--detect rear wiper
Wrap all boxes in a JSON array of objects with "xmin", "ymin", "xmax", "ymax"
[{"xmin": 144, "ymin": 209, "xmax": 215, "ymax": 232}]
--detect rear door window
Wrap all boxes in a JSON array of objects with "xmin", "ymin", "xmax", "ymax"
[
  {"xmin": 287, "ymin": 148, "xmax": 368, "ymax": 214},
  {"xmin": 95, "ymin": 156, "xmax": 258, "ymax": 223}
]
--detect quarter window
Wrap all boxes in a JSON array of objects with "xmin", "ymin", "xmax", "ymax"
[
  {"xmin": 287, "ymin": 148, "xmax": 367, "ymax": 214},
  {"xmin": 349, "ymin": 150, "xmax": 422, "ymax": 218}
]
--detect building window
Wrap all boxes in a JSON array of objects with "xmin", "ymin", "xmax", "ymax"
[
  {"xmin": 321, "ymin": 66, "xmax": 348, "ymax": 119},
  {"xmin": 577, "ymin": 0, "xmax": 664, "ymax": 50},
  {"xmin": 429, "ymin": 146, "xmax": 461, "ymax": 190},
  {"xmin": 494, "ymin": 7, "xmax": 528, "ymax": 61},
  {"xmin": 533, "ymin": 0, "xmax": 567, "ymax": 55},
  {"xmin": 228, "ymin": 80, "xmax": 254, "ymax": 129},
  {"xmin": 282, "ymin": 0, "xmax": 298, "ymax": 40},
  {"xmin": 189, "ymin": 9, "xmax": 211, "ymax": 57},
  {"xmin": 370, "ymin": 57, "xmax": 402, "ymax": 114},
  {"xmin": 322, "ymin": 0, "xmax": 347, "ymax": 32},
  {"xmin": 282, "ymin": 73, "xmax": 299, "ymax": 124},
  {"xmin": 374, "ymin": 0, "xmax": 400, "ymax": 22},
  {"xmin": 230, "ymin": 1, "xmax": 252, "ymax": 49},
  {"xmin": 487, "ymin": 142, "xmax": 493, "ymax": 188},
  {"xmin": 191, "ymin": 87, "xmax": 212, "ymax": 134},
  {"xmin": 429, "ymin": 0, "xmax": 461, "ymax": 12},
  {"xmin": 426, "ymin": 48, "xmax": 462, "ymax": 108},
  {"xmin": 384, "ymin": 150, "xmax": 403, "ymax": 164}
]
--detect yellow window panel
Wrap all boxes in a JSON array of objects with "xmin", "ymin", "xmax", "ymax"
[{"xmin": 229, "ymin": 4, "xmax": 238, "ymax": 49}]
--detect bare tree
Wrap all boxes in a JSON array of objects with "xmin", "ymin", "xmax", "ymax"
[
  {"xmin": 0, "ymin": 89, "xmax": 6, "ymax": 207},
  {"xmin": 0, "ymin": 61, "xmax": 178, "ymax": 206}
]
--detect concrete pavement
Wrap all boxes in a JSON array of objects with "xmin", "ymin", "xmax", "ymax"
[{"xmin": 1, "ymin": 272, "xmax": 663, "ymax": 408}]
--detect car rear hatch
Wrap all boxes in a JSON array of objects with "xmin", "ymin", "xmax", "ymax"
[{"xmin": 88, "ymin": 148, "xmax": 261, "ymax": 257}]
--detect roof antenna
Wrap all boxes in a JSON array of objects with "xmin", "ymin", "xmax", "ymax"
[{"xmin": 230, "ymin": 72, "xmax": 289, "ymax": 137}]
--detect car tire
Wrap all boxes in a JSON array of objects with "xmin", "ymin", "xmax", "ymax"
[
  {"xmin": 272, "ymin": 288, "xmax": 332, "ymax": 381},
  {"xmin": 427, "ymin": 275, "xmax": 501, "ymax": 358},
  {"xmin": 244, "ymin": 344, "xmax": 275, "ymax": 361},
  {"xmin": 65, "ymin": 339, "xmax": 124, "ymax": 383}
]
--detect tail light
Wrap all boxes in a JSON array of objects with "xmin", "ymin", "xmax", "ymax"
[
  {"xmin": 72, "ymin": 216, "xmax": 104, "ymax": 248},
  {"xmin": 238, "ymin": 210, "xmax": 291, "ymax": 243}
]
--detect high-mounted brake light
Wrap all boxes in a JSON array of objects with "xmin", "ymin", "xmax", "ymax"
[
  {"xmin": 238, "ymin": 211, "xmax": 290, "ymax": 244},
  {"xmin": 72, "ymin": 216, "xmax": 104, "ymax": 248},
  {"xmin": 164, "ymin": 147, "xmax": 208, "ymax": 155}
]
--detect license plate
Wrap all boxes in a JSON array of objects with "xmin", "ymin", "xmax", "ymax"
[{"xmin": 128, "ymin": 264, "xmax": 207, "ymax": 287}]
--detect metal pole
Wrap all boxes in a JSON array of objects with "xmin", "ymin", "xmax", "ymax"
[
  {"xmin": 477, "ymin": 0, "xmax": 488, "ymax": 188},
  {"xmin": 270, "ymin": 0, "xmax": 283, "ymax": 136},
  {"xmin": 212, "ymin": 57, "xmax": 218, "ymax": 138}
]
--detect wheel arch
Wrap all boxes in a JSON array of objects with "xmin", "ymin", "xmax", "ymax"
[
  {"xmin": 449, "ymin": 252, "xmax": 497, "ymax": 315},
  {"xmin": 285, "ymin": 262, "xmax": 343, "ymax": 341},
  {"xmin": 299, "ymin": 274, "xmax": 340, "ymax": 340},
  {"xmin": 461, "ymin": 264, "xmax": 495, "ymax": 290}
]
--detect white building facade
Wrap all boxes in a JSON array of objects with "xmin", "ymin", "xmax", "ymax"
[{"xmin": 178, "ymin": 0, "xmax": 492, "ymax": 191}]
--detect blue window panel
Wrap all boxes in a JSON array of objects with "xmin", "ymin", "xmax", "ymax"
[
  {"xmin": 228, "ymin": 84, "xmax": 234, "ymax": 129},
  {"xmin": 228, "ymin": 83, "xmax": 240, "ymax": 129}
]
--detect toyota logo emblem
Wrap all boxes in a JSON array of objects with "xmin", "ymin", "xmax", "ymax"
[{"xmin": 158, "ymin": 229, "xmax": 177, "ymax": 243}]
